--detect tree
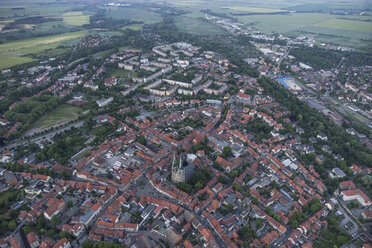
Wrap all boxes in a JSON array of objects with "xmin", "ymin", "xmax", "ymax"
[
  {"xmin": 59, "ymin": 230, "xmax": 71, "ymax": 240},
  {"xmin": 46, "ymin": 229, "xmax": 55, "ymax": 238},
  {"xmin": 51, "ymin": 216, "xmax": 61, "ymax": 228},
  {"xmin": 8, "ymin": 220, "xmax": 16, "ymax": 230},
  {"xmin": 222, "ymin": 146, "xmax": 233, "ymax": 158},
  {"xmin": 67, "ymin": 200, "xmax": 73, "ymax": 208},
  {"xmin": 137, "ymin": 136, "xmax": 147, "ymax": 146}
]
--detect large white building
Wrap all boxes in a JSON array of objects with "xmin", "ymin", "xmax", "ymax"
[{"xmin": 340, "ymin": 189, "xmax": 371, "ymax": 207}]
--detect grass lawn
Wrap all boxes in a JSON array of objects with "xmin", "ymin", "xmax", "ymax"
[
  {"xmin": 0, "ymin": 54, "xmax": 36, "ymax": 69},
  {"xmin": 0, "ymin": 189, "xmax": 20, "ymax": 214},
  {"xmin": 314, "ymin": 19, "xmax": 372, "ymax": 33},
  {"xmin": 121, "ymin": 23, "xmax": 143, "ymax": 31},
  {"xmin": 33, "ymin": 104, "xmax": 82, "ymax": 129},
  {"xmin": 110, "ymin": 69, "xmax": 129, "ymax": 78},
  {"xmin": 0, "ymin": 30, "xmax": 87, "ymax": 55},
  {"xmin": 63, "ymin": 11, "xmax": 90, "ymax": 26}
]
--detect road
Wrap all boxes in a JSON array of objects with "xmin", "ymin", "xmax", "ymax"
[
  {"xmin": 0, "ymin": 121, "xmax": 84, "ymax": 152},
  {"xmin": 277, "ymin": 47, "xmax": 291, "ymax": 69}
]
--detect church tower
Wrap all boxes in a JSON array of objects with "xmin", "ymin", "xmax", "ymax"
[{"xmin": 171, "ymin": 153, "xmax": 185, "ymax": 183}]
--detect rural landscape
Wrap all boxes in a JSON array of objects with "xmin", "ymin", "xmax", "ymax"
[{"xmin": 0, "ymin": 0, "xmax": 371, "ymax": 248}]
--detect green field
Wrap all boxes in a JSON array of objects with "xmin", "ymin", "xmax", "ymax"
[
  {"xmin": 175, "ymin": 17, "xmax": 228, "ymax": 36},
  {"xmin": 102, "ymin": 7, "xmax": 161, "ymax": 24},
  {"xmin": 235, "ymin": 13, "xmax": 372, "ymax": 48},
  {"xmin": 63, "ymin": 11, "xmax": 90, "ymax": 26},
  {"xmin": 121, "ymin": 23, "xmax": 143, "ymax": 31},
  {"xmin": 33, "ymin": 104, "xmax": 82, "ymax": 129},
  {"xmin": 0, "ymin": 30, "xmax": 87, "ymax": 55},
  {"xmin": 172, "ymin": 1, "xmax": 206, "ymax": 6},
  {"xmin": 0, "ymin": 54, "xmax": 35, "ymax": 69},
  {"xmin": 314, "ymin": 19, "xmax": 372, "ymax": 33},
  {"xmin": 236, "ymin": 13, "xmax": 336, "ymax": 33},
  {"xmin": 110, "ymin": 69, "xmax": 129, "ymax": 78},
  {"xmin": 223, "ymin": 6, "xmax": 286, "ymax": 13}
]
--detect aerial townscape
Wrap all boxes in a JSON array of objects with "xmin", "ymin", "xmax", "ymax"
[{"xmin": 0, "ymin": 0, "xmax": 371, "ymax": 248}]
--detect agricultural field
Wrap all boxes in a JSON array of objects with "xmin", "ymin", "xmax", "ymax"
[
  {"xmin": 314, "ymin": 19, "xmax": 372, "ymax": 33},
  {"xmin": 0, "ymin": 30, "xmax": 87, "ymax": 55},
  {"xmin": 222, "ymin": 6, "xmax": 287, "ymax": 13},
  {"xmin": 171, "ymin": 1, "xmax": 206, "ymax": 6},
  {"xmin": 63, "ymin": 12, "xmax": 90, "ymax": 26},
  {"xmin": 175, "ymin": 17, "xmax": 228, "ymax": 36},
  {"xmin": 236, "ymin": 13, "xmax": 337, "ymax": 34},
  {"xmin": 235, "ymin": 13, "xmax": 372, "ymax": 48},
  {"xmin": 0, "ymin": 53, "xmax": 35, "ymax": 70},
  {"xmin": 32, "ymin": 104, "xmax": 82, "ymax": 130},
  {"xmin": 102, "ymin": 7, "xmax": 162, "ymax": 24}
]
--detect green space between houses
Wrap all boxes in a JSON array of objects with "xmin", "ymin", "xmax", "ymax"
[
  {"xmin": 110, "ymin": 69, "xmax": 130, "ymax": 78},
  {"xmin": 32, "ymin": 104, "xmax": 82, "ymax": 129},
  {"xmin": 0, "ymin": 30, "xmax": 87, "ymax": 55},
  {"xmin": 314, "ymin": 19, "xmax": 372, "ymax": 33},
  {"xmin": 0, "ymin": 54, "xmax": 35, "ymax": 70}
]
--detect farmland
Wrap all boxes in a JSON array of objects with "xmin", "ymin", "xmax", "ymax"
[
  {"xmin": 175, "ymin": 17, "xmax": 227, "ymax": 36},
  {"xmin": 314, "ymin": 19, "xmax": 372, "ymax": 33},
  {"xmin": 102, "ymin": 7, "xmax": 162, "ymax": 24},
  {"xmin": 0, "ymin": 54, "xmax": 35, "ymax": 70},
  {"xmin": 235, "ymin": 13, "xmax": 372, "ymax": 48},
  {"xmin": 0, "ymin": 31, "xmax": 87, "ymax": 55},
  {"xmin": 63, "ymin": 12, "xmax": 90, "ymax": 26},
  {"xmin": 222, "ymin": 6, "xmax": 287, "ymax": 13}
]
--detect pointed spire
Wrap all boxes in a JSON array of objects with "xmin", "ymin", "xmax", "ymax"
[{"xmin": 172, "ymin": 153, "xmax": 176, "ymax": 170}]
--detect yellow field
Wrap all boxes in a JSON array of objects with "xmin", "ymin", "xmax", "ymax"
[
  {"xmin": 223, "ymin": 6, "xmax": 285, "ymax": 13},
  {"xmin": 314, "ymin": 19, "xmax": 372, "ymax": 33},
  {"xmin": 63, "ymin": 12, "xmax": 90, "ymax": 26},
  {"xmin": 0, "ymin": 30, "xmax": 87, "ymax": 55}
]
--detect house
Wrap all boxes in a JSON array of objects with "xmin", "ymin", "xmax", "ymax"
[
  {"xmin": 315, "ymin": 155, "xmax": 326, "ymax": 164},
  {"xmin": 104, "ymin": 77, "xmax": 118, "ymax": 87},
  {"xmin": 27, "ymin": 232, "xmax": 40, "ymax": 248},
  {"xmin": 361, "ymin": 210, "xmax": 372, "ymax": 220},
  {"xmin": 43, "ymin": 199, "xmax": 66, "ymax": 220},
  {"xmin": 329, "ymin": 168, "xmax": 346, "ymax": 179},
  {"xmin": 9, "ymin": 236, "xmax": 21, "ymax": 248},
  {"xmin": 339, "ymin": 181, "xmax": 356, "ymax": 190},
  {"xmin": 96, "ymin": 97, "xmax": 113, "ymax": 107},
  {"xmin": 350, "ymin": 164, "xmax": 361, "ymax": 175},
  {"xmin": 340, "ymin": 189, "xmax": 371, "ymax": 207},
  {"xmin": 0, "ymin": 118, "xmax": 9, "ymax": 126},
  {"xmin": 317, "ymin": 133, "xmax": 328, "ymax": 141},
  {"xmin": 4, "ymin": 173, "xmax": 17, "ymax": 185},
  {"xmin": 52, "ymin": 238, "xmax": 71, "ymax": 248}
]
